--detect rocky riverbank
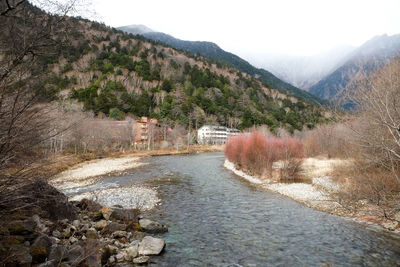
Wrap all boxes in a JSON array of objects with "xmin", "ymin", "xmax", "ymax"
[
  {"xmin": 0, "ymin": 180, "xmax": 168, "ymax": 266},
  {"xmin": 224, "ymin": 158, "xmax": 400, "ymax": 234}
]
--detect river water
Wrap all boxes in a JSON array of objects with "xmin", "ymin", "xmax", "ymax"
[{"xmin": 68, "ymin": 152, "xmax": 400, "ymax": 266}]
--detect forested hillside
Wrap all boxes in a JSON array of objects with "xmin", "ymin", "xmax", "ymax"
[
  {"xmin": 118, "ymin": 25, "xmax": 327, "ymax": 105},
  {"xmin": 5, "ymin": 4, "xmax": 327, "ymax": 133},
  {"xmin": 56, "ymin": 20, "xmax": 328, "ymax": 132}
]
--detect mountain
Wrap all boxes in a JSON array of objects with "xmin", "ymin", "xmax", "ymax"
[
  {"xmin": 308, "ymin": 34, "xmax": 400, "ymax": 101},
  {"xmin": 117, "ymin": 25, "xmax": 326, "ymax": 105},
  {"xmin": 245, "ymin": 46, "xmax": 355, "ymax": 90},
  {"xmin": 54, "ymin": 22, "xmax": 328, "ymax": 132},
  {"xmin": 1, "ymin": 5, "xmax": 328, "ymax": 134}
]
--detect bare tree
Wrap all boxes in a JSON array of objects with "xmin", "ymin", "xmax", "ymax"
[
  {"xmin": 0, "ymin": 0, "xmax": 85, "ymax": 182},
  {"xmin": 346, "ymin": 57, "xmax": 400, "ymax": 182}
]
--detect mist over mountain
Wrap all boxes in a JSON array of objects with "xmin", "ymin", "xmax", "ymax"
[
  {"xmin": 244, "ymin": 46, "xmax": 355, "ymax": 90},
  {"xmin": 117, "ymin": 25, "xmax": 325, "ymax": 105},
  {"xmin": 308, "ymin": 33, "xmax": 400, "ymax": 101}
]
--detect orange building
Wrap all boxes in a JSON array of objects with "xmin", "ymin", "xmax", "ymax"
[{"xmin": 135, "ymin": 117, "xmax": 162, "ymax": 147}]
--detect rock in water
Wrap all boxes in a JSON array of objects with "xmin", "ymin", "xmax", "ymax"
[
  {"xmin": 138, "ymin": 236, "xmax": 165, "ymax": 255},
  {"xmin": 139, "ymin": 219, "xmax": 168, "ymax": 234}
]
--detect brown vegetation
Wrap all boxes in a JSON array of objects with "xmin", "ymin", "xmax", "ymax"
[
  {"xmin": 225, "ymin": 131, "xmax": 304, "ymax": 180},
  {"xmin": 297, "ymin": 57, "xmax": 400, "ymax": 224}
]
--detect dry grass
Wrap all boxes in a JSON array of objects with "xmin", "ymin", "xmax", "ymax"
[{"xmin": 301, "ymin": 157, "xmax": 353, "ymax": 180}]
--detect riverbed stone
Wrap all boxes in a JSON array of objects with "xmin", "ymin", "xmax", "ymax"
[
  {"xmin": 139, "ymin": 218, "xmax": 168, "ymax": 234},
  {"xmin": 133, "ymin": 255, "xmax": 150, "ymax": 264},
  {"xmin": 124, "ymin": 243, "xmax": 138, "ymax": 260},
  {"xmin": 138, "ymin": 236, "xmax": 165, "ymax": 255}
]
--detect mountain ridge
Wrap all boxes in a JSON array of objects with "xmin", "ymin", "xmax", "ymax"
[
  {"xmin": 308, "ymin": 33, "xmax": 400, "ymax": 101},
  {"xmin": 117, "ymin": 24, "xmax": 327, "ymax": 105}
]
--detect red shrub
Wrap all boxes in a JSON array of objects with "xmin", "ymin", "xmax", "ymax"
[{"xmin": 225, "ymin": 131, "xmax": 304, "ymax": 178}]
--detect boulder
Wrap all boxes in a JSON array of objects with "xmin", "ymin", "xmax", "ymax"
[
  {"xmin": 48, "ymin": 244, "xmax": 67, "ymax": 263},
  {"xmin": 81, "ymin": 239, "xmax": 103, "ymax": 267},
  {"xmin": 32, "ymin": 234, "xmax": 54, "ymax": 249},
  {"xmin": 18, "ymin": 180, "xmax": 78, "ymax": 221},
  {"xmin": 30, "ymin": 234, "xmax": 54, "ymax": 263},
  {"xmin": 95, "ymin": 219, "xmax": 107, "ymax": 230},
  {"xmin": 76, "ymin": 198, "xmax": 102, "ymax": 212},
  {"xmin": 8, "ymin": 219, "xmax": 35, "ymax": 235},
  {"xmin": 30, "ymin": 245, "xmax": 48, "ymax": 264},
  {"xmin": 101, "ymin": 222, "xmax": 126, "ymax": 235},
  {"xmin": 110, "ymin": 208, "xmax": 139, "ymax": 222},
  {"xmin": 130, "ymin": 231, "xmax": 146, "ymax": 242},
  {"xmin": 138, "ymin": 236, "xmax": 165, "ymax": 256},
  {"xmin": 124, "ymin": 243, "xmax": 138, "ymax": 261},
  {"xmin": 139, "ymin": 219, "xmax": 168, "ymax": 234},
  {"xmin": 101, "ymin": 206, "xmax": 112, "ymax": 220},
  {"xmin": 133, "ymin": 256, "xmax": 150, "ymax": 264},
  {"xmin": 7, "ymin": 245, "xmax": 32, "ymax": 266},
  {"xmin": 66, "ymin": 245, "xmax": 84, "ymax": 265}
]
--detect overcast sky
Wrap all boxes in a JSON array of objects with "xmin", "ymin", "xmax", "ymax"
[{"xmin": 91, "ymin": 0, "xmax": 400, "ymax": 58}]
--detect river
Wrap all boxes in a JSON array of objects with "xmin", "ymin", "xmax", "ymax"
[{"xmin": 67, "ymin": 152, "xmax": 400, "ymax": 266}]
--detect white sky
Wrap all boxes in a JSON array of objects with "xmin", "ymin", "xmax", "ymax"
[{"xmin": 91, "ymin": 0, "xmax": 400, "ymax": 57}]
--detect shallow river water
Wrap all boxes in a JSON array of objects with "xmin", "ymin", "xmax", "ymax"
[{"xmin": 67, "ymin": 152, "xmax": 400, "ymax": 266}]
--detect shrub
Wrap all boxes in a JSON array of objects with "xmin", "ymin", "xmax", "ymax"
[{"xmin": 225, "ymin": 131, "xmax": 304, "ymax": 179}]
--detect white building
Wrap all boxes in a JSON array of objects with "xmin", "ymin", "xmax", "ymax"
[{"xmin": 197, "ymin": 125, "xmax": 240, "ymax": 144}]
